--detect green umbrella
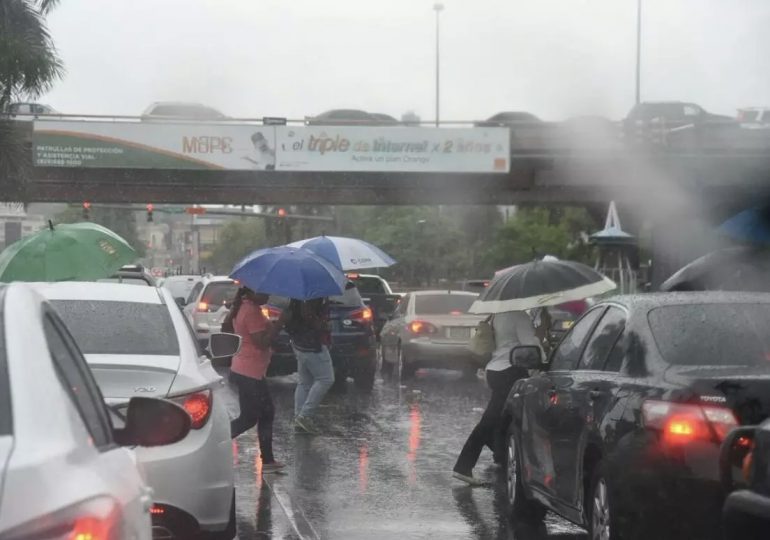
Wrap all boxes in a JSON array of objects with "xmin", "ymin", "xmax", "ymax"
[{"xmin": 0, "ymin": 221, "xmax": 138, "ymax": 282}]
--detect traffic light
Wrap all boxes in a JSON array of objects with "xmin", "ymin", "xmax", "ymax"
[
  {"xmin": 82, "ymin": 202, "xmax": 91, "ymax": 220},
  {"xmin": 146, "ymin": 203, "xmax": 154, "ymax": 222}
]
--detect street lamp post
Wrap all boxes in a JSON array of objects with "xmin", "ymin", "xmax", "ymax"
[
  {"xmin": 635, "ymin": 0, "xmax": 642, "ymax": 105},
  {"xmin": 434, "ymin": 3, "xmax": 444, "ymax": 127}
]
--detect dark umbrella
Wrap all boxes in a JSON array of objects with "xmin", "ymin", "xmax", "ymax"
[
  {"xmin": 660, "ymin": 246, "xmax": 770, "ymax": 292},
  {"xmin": 469, "ymin": 260, "xmax": 616, "ymax": 314},
  {"xmin": 718, "ymin": 207, "xmax": 770, "ymax": 246}
]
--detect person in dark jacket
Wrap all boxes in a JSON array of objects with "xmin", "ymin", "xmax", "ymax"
[{"xmin": 278, "ymin": 298, "xmax": 333, "ymax": 434}]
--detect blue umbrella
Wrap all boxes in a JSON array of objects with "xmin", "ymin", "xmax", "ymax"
[
  {"xmin": 230, "ymin": 246, "xmax": 346, "ymax": 300},
  {"xmin": 287, "ymin": 235, "xmax": 396, "ymax": 271},
  {"xmin": 719, "ymin": 207, "xmax": 770, "ymax": 245}
]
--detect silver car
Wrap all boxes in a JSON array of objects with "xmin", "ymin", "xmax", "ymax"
[
  {"xmin": 183, "ymin": 276, "xmax": 239, "ymax": 350},
  {"xmin": 37, "ymin": 282, "xmax": 237, "ymax": 540},
  {"xmin": 380, "ymin": 290, "xmax": 483, "ymax": 379}
]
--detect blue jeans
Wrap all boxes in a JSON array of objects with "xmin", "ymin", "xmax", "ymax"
[{"xmin": 294, "ymin": 346, "xmax": 334, "ymax": 419}]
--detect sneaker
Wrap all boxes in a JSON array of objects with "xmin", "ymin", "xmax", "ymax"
[
  {"xmin": 452, "ymin": 471, "xmax": 486, "ymax": 486},
  {"xmin": 262, "ymin": 460, "xmax": 286, "ymax": 473},
  {"xmin": 294, "ymin": 416, "xmax": 320, "ymax": 435}
]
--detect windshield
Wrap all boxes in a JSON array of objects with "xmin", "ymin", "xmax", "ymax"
[
  {"xmin": 649, "ymin": 304, "xmax": 770, "ymax": 367},
  {"xmin": 51, "ymin": 300, "xmax": 179, "ymax": 356},
  {"xmin": 415, "ymin": 294, "xmax": 475, "ymax": 315}
]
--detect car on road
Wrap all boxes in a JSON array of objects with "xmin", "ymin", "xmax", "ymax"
[
  {"xmin": 721, "ymin": 418, "xmax": 770, "ymax": 540},
  {"xmin": 142, "ymin": 102, "xmax": 228, "ymax": 121},
  {"xmin": 4, "ymin": 101, "xmax": 58, "ymax": 119},
  {"xmin": 475, "ymin": 111, "xmax": 546, "ymax": 153},
  {"xmin": 622, "ymin": 101, "xmax": 734, "ymax": 144},
  {"xmin": 37, "ymin": 282, "xmax": 238, "ymax": 540},
  {"xmin": 346, "ymin": 273, "xmax": 401, "ymax": 338},
  {"xmin": 161, "ymin": 274, "xmax": 205, "ymax": 306},
  {"xmin": 503, "ymin": 292, "xmax": 770, "ymax": 540},
  {"xmin": 265, "ymin": 282, "xmax": 378, "ymax": 390},
  {"xmin": 738, "ymin": 107, "xmax": 770, "ymax": 129},
  {"xmin": 380, "ymin": 290, "xmax": 483, "ymax": 379},
  {"xmin": 306, "ymin": 109, "xmax": 397, "ymax": 126},
  {"xmin": 184, "ymin": 275, "xmax": 240, "ymax": 349},
  {"xmin": 0, "ymin": 283, "xmax": 190, "ymax": 540}
]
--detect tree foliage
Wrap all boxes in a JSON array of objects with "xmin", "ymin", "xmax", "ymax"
[{"xmin": 203, "ymin": 219, "xmax": 267, "ymax": 274}]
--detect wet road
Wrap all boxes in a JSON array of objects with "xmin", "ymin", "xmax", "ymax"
[{"xmin": 221, "ymin": 368, "xmax": 587, "ymax": 540}]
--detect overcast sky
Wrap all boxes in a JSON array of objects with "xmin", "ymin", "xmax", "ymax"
[{"xmin": 41, "ymin": 0, "xmax": 770, "ymax": 121}]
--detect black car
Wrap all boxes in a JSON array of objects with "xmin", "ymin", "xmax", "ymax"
[
  {"xmin": 721, "ymin": 419, "xmax": 770, "ymax": 540},
  {"xmin": 503, "ymin": 292, "xmax": 770, "ymax": 540},
  {"xmin": 622, "ymin": 101, "xmax": 734, "ymax": 144},
  {"xmin": 265, "ymin": 283, "xmax": 377, "ymax": 390}
]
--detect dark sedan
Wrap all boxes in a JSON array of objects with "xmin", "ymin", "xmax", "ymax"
[{"xmin": 503, "ymin": 292, "xmax": 770, "ymax": 540}]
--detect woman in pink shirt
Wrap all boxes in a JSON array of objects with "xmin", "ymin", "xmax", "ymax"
[{"xmin": 225, "ymin": 287, "xmax": 284, "ymax": 472}]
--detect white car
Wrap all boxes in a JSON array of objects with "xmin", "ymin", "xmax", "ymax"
[
  {"xmin": 161, "ymin": 274, "xmax": 204, "ymax": 306},
  {"xmin": 738, "ymin": 107, "xmax": 770, "ymax": 128},
  {"xmin": 0, "ymin": 283, "xmax": 190, "ymax": 540},
  {"xmin": 183, "ymin": 275, "xmax": 239, "ymax": 350},
  {"xmin": 37, "ymin": 282, "xmax": 238, "ymax": 540}
]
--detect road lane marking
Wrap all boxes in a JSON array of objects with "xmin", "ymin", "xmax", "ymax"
[{"xmin": 262, "ymin": 476, "xmax": 320, "ymax": 540}]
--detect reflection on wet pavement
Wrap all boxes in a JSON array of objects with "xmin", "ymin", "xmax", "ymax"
[{"xmin": 222, "ymin": 368, "xmax": 586, "ymax": 540}]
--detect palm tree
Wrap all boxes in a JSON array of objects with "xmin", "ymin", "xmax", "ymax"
[{"xmin": 0, "ymin": 0, "xmax": 63, "ymax": 197}]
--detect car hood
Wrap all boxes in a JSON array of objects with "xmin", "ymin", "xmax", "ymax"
[
  {"xmin": 84, "ymin": 354, "xmax": 180, "ymax": 400},
  {"xmin": 664, "ymin": 365, "xmax": 770, "ymax": 425}
]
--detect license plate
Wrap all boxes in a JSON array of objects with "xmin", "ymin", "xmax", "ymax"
[{"xmin": 448, "ymin": 327, "xmax": 472, "ymax": 340}]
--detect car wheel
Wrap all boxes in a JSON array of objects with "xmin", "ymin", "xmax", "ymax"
[
  {"xmin": 588, "ymin": 466, "xmax": 618, "ymax": 540},
  {"xmin": 506, "ymin": 425, "xmax": 546, "ymax": 523},
  {"xmin": 398, "ymin": 346, "xmax": 416, "ymax": 381}
]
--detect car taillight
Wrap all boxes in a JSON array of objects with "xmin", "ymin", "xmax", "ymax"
[
  {"xmin": 642, "ymin": 400, "xmax": 738, "ymax": 445},
  {"xmin": 350, "ymin": 307, "xmax": 374, "ymax": 324},
  {"xmin": 261, "ymin": 305, "xmax": 282, "ymax": 321},
  {"xmin": 4, "ymin": 496, "xmax": 120, "ymax": 540},
  {"xmin": 197, "ymin": 301, "xmax": 210, "ymax": 312},
  {"xmin": 408, "ymin": 320, "xmax": 438, "ymax": 335},
  {"xmin": 171, "ymin": 389, "xmax": 212, "ymax": 429}
]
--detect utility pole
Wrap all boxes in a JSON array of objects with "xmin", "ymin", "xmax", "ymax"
[
  {"xmin": 434, "ymin": 3, "xmax": 444, "ymax": 127},
  {"xmin": 635, "ymin": 0, "xmax": 642, "ymax": 105}
]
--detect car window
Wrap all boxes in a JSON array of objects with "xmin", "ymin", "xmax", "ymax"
[
  {"xmin": 44, "ymin": 312, "xmax": 112, "ymax": 448},
  {"xmin": 604, "ymin": 332, "xmax": 626, "ymax": 372},
  {"xmin": 202, "ymin": 282, "xmax": 239, "ymax": 308},
  {"xmin": 187, "ymin": 281, "xmax": 204, "ymax": 305},
  {"xmin": 683, "ymin": 105, "xmax": 700, "ymax": 116},
  {"xmin": 649, "ymin": 303, "xmax": 770, "ymax": 367},
  {"xmin": 329, "ymin": 285, "xmax": 365, "ymax": 307},
  {"xmin": 51, "ymin": 300, "xmax": 180, "ymax": 356},
  {"xmin": 414, "ymin": 294, "xmax": 475, "ymax": 315},
  {"xmin": 578, "ymin": 307, "xmax": 626, "ymax": 370},
  {"xmin": 393, "ymin": 295, "xmax": 408, "ymax": 318},
  {"xmin": 549, "ymin": 307, "xmax": 604, "ymax": 371},
  {"xmin": 352, "ymin": 276, "xmax": 387, "ymax": 295}
]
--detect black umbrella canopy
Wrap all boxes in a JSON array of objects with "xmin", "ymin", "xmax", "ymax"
[
  {"xmin": 660, "ymin": 246, "xmax": 770, "ymax": 292},
  {"xmin": 470, "ymin": 260, "xmax": 616, "ymax": 314}
]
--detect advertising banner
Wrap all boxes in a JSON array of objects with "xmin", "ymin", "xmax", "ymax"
[
  {"xmin": 34, "ymin": 121, "xmax": 277, "ymax": 170},
  {"xmin": 275, "ymin": 126, "xmax": 509, "ymax": 173},
  {"xmin": 33, "ymin": 122, "xmax": 510, "ymax": 173}
]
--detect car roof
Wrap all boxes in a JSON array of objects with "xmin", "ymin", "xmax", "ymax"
[
  {"xmin": 599, "ymin": 291, "xmax": 770, "ymax": 311},
  {"xmin": 33, "ymin": 282, "xmax": 165, "ymax": 304},
  {"xmin": 201, "ymin": 275, "xmax": 234, "ymax": 284},
  {"xmin": 411, "ymin": 290, "xmax": 478, "ymax": 296}
]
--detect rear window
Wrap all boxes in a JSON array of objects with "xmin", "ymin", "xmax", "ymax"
[
  {"xmin": 352, "ymin": 277, "xmax": 387, "ymax": 295},
  {"xmin": 202, "ymin": 282, "xmax": 239, "ymax": 308},
  {"xmin": 415, "ymin": 294, "xmax": 475, "ymax": 315},
  {"xmin": 163, "ymin": 278, "xmax": 198, "ymax": 300},
  {"xmin": 648, "ymin": 304, "xmax": 770, "ymax": 367},
  {"xmin": 51, "ymin": 300, "xmax": 179, "ymax": 356}
]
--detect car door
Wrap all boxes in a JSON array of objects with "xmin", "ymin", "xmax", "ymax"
[
  {"xmin": 519, "ymin": 307, "xmax": 604, "ymax": 505},
  {"xmin": 382, "ymin": 294, "xmax": 409, "ymax": 361},
  {"xmin": 559, "ymin": 306, "xmax": 627, "ymax": 511},
  {"xmin": 44, "ymin": 310, "xmax": 152, "ymax": 539}
]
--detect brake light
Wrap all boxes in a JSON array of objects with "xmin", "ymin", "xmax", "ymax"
[
  {"xmin": 150, "ymin": 505, "xmax": 165, "ymax": 516},
  {"xmin": 171, "ymin": 390, "xmax": 212, "ymax": 429},
  {"xmin": 261, "ymin": 305, "xmax": 282, "ymax": 321},
  {"xmin": 346, "ymin": 273, "xmax": 360, "ymax": 279},
  {"xmin": 350, "ymin": 307, "xmax": 373, "ymax": 324},
  {"xmin": 3, "ymin": 497, "xmax": 120, "ymax": 540},
  {"xmin": 197, "ymin": 301, "xmax": 209, "ymax": 312},
  {"xmin": 642, "ymin": 400, "xmax": 738, "ymax": 444},
  {"xmin": 409, "ymin": 320, "xmax": 438, "ymax": 335}
]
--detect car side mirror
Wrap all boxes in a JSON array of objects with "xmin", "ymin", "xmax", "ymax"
[
  {"xmin": 175, "ymin": 297, "xmax": 186, "ymax": 307},
  {"xmin": 208, "ymin": 332, "xmax": 241, "ymax": 359},
  {"xmin": 114, "ymin": 397, "xmax": 191, "ymax": 447},
  {"xmin": 509, "ymin": 345, "xmax": 543, "ymax": 369}
]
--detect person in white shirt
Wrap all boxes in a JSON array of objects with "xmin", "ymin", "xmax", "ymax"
[{"xmin": 453, "ymin": 310, "xmax": 541, "ymax": 486}]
